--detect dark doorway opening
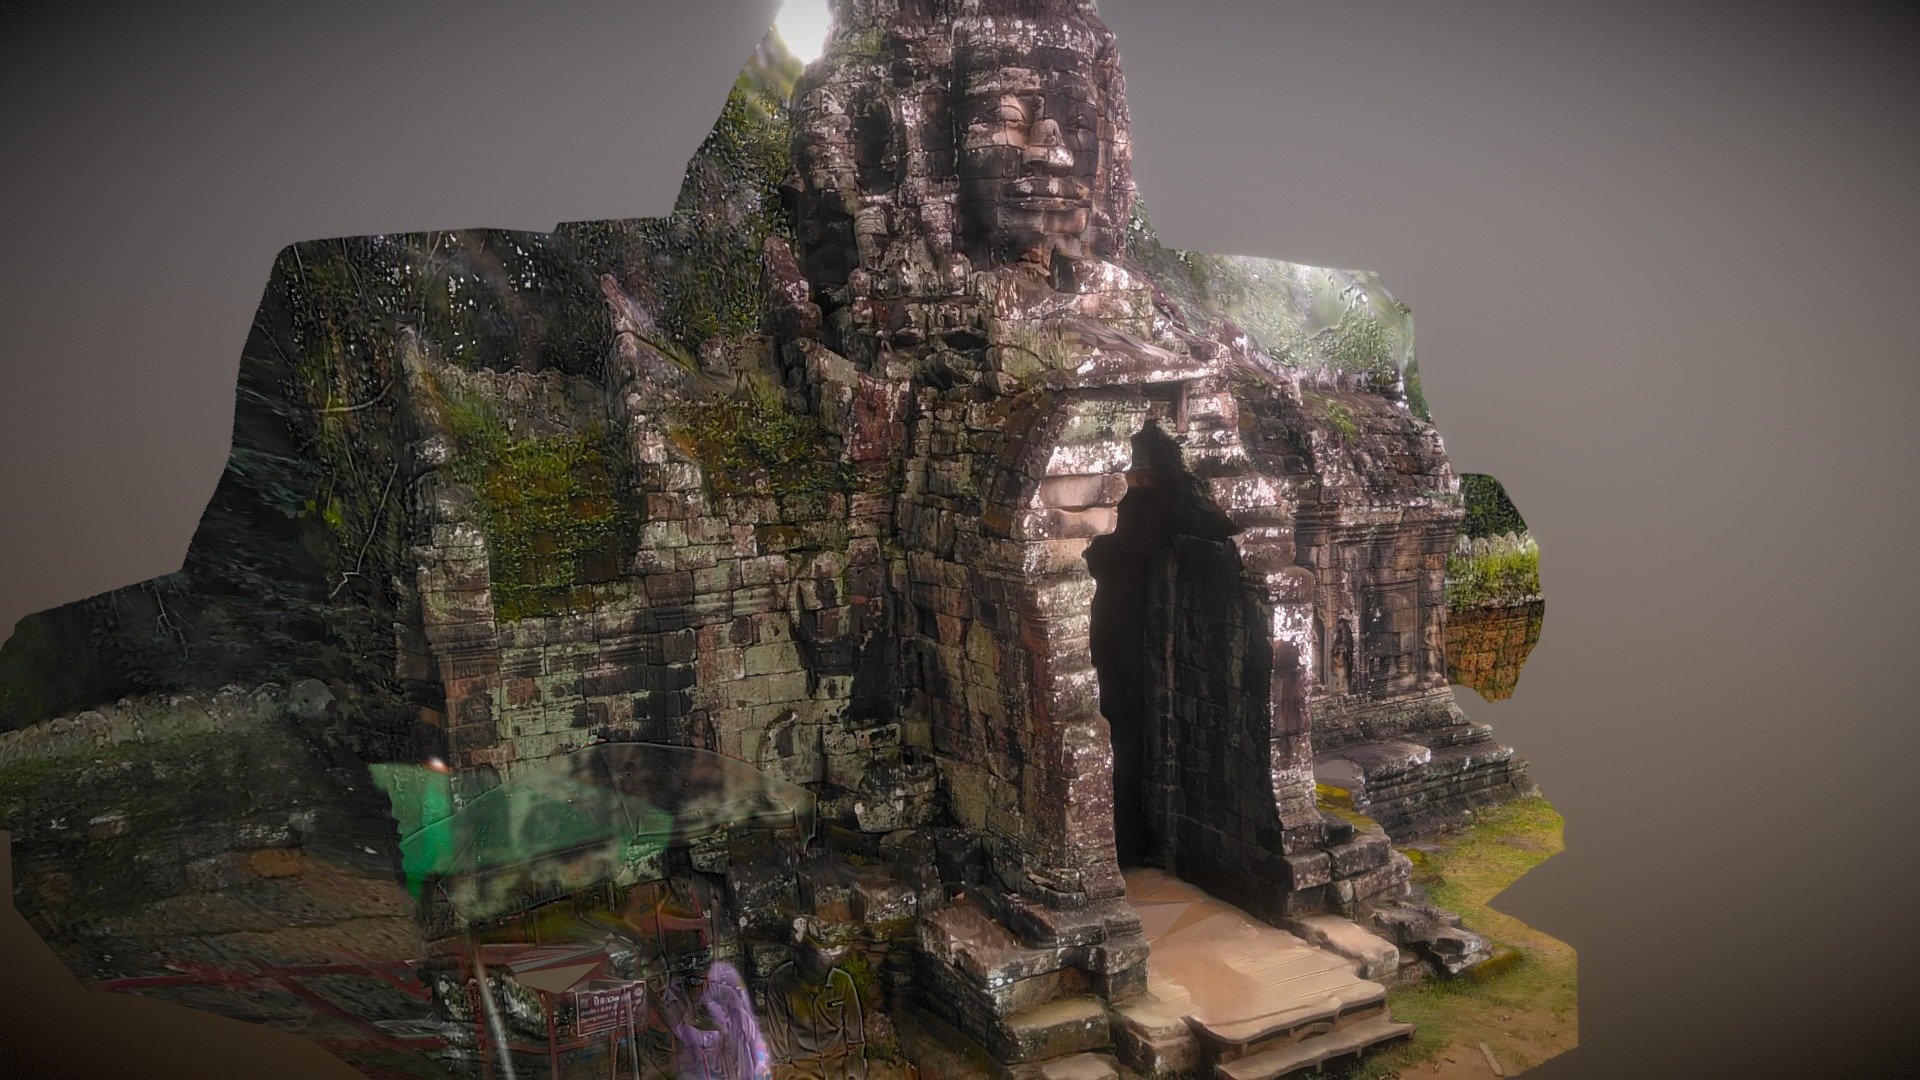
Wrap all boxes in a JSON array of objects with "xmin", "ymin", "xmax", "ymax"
[{"xmin": 1084, "ymin": 426, "xmax": 1237, "ymax": 869}]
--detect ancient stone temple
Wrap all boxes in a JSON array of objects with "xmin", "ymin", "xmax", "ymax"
[{"xmin": 0, "ymin": 2, "xmax": 1559, "ymax": 1078}]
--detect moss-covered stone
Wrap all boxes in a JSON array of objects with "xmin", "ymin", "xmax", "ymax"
[
  {"xmin": 438, "ymin": 391, "xmax": 635, "ymax": 621},
  {"xmin": 670, "ymin": 396, "xmax": 856, "ymax": 508}
]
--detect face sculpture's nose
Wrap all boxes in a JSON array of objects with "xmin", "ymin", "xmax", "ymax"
[{"xmin": 1024, "ymin": 117, "xmax": 1075, "ymax": 172}]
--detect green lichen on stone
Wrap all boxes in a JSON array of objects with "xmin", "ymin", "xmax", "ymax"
[
  {"xmin": 1403, "ymin": 357, "xmax": 1431, "ymax": 421},
  {"xmin": 669, "ymin": 396, "xmax": 855, "ymax": 507},
  {"xmin": 829, "ymin": 25, "xmax": 888, "ymax": 62},
  {"xmin": 439, "ymin": 392, "xmax": 633, "ymax": 621},
  {"xmin": 1306, "ymin": 392, "xmax": 1361, "ymax": 440},
  {"xmin": 1315, "ymin": 782, "xmax": 1382, "ymax": 833},
  {"xmin": 836, "ymin": 947, "xmax": 884, "ymax": 1011},
  {"xmin": 992, "ymin": 322, "xmax": 1081, "ymax": 383}
]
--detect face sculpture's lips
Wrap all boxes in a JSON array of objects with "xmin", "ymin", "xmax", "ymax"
[
  {"xmin": 1005, "ymin": 174, "xmax": 1092, "ymax": 214},
  {"xmin": 1008, "ymin": 175, "xmax": 1089, "ymax": 200}
]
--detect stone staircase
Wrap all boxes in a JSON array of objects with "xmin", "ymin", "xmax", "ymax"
[
  {"xmin": 903, "ymin": 870, "xmax": 1417, "ymax": 1079},
  {"xmin": 1314, "ymin": 720, "xmax": 1533, "ymax": 839},
  {"xmin": 1112, "ymin": 869, "xmax": 1414, "ymax": 1080},
  {"xmin": 911, "ymin": 892, "xmax": 1140, "ymax": 1075}
]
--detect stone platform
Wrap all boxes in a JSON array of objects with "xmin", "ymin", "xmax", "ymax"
[
  {"xmin": 1314, "ymin": 722, "xmax": 1534, "ymax": 839},
  {"xmin": 1113, "ymin": 869, "xmax": 1413, "ymax": 1079}
]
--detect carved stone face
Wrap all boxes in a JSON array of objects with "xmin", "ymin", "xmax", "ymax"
[
  {"xmin": 789, "ymin": 1, "xmax": 1133, "ymax": 299},
  {"xmin": 956, "ymin": 39, "xmax": 1119, "ymax": 266}
]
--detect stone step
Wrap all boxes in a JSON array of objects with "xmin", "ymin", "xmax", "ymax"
[
  {"xmin": 1283, "ymin": 913, "xmax": 1402, "ymax": 980},
  {"xmin": 918, "ymin": 897, "xmax": 1087, "ymax": 1018},
  {"xmin": 1189, "ymin": 974, "xmax": 1386, "ymax": 1062},
  {"xmin": 1419, "ymin": 721, "xmax": 1496, "ymax": 749},
  {"xmin": 998, "ymin": 994, "xmax": 1113, "ymax": 1064},
  {"xmin": 1033, "ymin": 1051, "xmax": 1122, "ymax": 1080},
  {"xmin": 894, "ymin": 1004, "xmax": 1017, "ymax": 1080},
  {"xmin": 1319, "ymin": 735, "xmax": 1533, "ymax": 839},
  {"xmin": 1113, "ymin": 995, "xmax": 1204, "ymax": 1076},
  {"xmin": 1121, "ymin": 868, "xmax": 1402, "ymax": 1072},
  {"xmin": 1214, "ymin": 1014, "xmax": 1416, "ymax": 1080}
]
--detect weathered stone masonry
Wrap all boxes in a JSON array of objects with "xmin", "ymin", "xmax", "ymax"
[{"xmin": 0, "ymin": 3, "xmax": 1548, "ymax": 1076}]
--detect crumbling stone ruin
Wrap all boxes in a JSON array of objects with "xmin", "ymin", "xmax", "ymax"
[{"xmin": 0, "ymin": 2, "xmax": 1556, "ymax": 1078}]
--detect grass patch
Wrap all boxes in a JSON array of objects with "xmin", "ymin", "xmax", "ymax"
[
  {"xmin": 1338, "ymin": 796, "xmax": 1575, "ymax": 1079},
  {"xmin": 1445, "ymin": 536, "xmax": 1540, "ymax": 611}
]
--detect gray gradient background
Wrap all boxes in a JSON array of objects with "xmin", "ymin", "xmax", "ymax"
[{"xmin": 3, "ymin": 0, "xmax": 1916, "ymax": 1075}]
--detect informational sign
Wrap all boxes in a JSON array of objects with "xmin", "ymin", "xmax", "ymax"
[{"xmin": 574, "ymin": 980, "xmax": 645, "ymax": 1037}]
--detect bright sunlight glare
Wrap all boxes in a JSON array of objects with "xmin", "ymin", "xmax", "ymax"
[{"xmin": 774, "ymin": 0, "xmax": 834, "ymax": 64}]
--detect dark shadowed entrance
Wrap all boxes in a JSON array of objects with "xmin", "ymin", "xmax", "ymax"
[{"xmin": 1084, "ymin": 426, "xmax": 1240, "ymax": 869}]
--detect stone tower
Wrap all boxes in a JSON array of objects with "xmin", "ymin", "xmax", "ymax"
[{"xmin": 0, "ymin": 2, "xmax": 1547, "ymax": 1076}]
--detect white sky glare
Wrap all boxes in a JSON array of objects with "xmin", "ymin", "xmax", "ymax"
[{"xmin": 773, "ymin": 0, "xmax": 834, "ymax": 64}]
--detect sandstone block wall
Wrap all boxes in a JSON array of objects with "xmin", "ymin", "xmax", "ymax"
[{"xmin": 1445, "ymin": 599, "xmax": 1545, "ymax": 702}]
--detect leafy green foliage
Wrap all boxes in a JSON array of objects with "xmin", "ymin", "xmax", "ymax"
[
  {"xmin": 1460, "ymin": 473, "xmax": 1528, "ymax": 537},
  {"xmin": 1124, "ymin": 199, "xmax": 1411, "ymax": 389},
  {"xmin": 1316, "ymin": 299, "xmax": 1398, "ymax": 381}
]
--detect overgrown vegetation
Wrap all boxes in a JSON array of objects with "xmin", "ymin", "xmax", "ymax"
[
  {"xmin": 669, "ymin": 395, "xmax": 855, "ymax": 508},
  {"xmin": 437, "ymin": 390, "xmax": 633, "ymax": 621},
  {"xmin": 1402, "ymin": 357, "xmax": 1431, "ymax": 421},
  {"xmin": 1460, "ymin": 473, "xmax": 1528, "ymax": 538},
  {"xmin": 1445, "ymin": 532, "xmax": 1541, "ymax": 610},
  {"xmin": 1447, "ymin": 476, "xmax": 1537, "ymax": 611},
  {"xmin": 1124, "ymin": 200, "xmax": 1266, "ymax": 329},
  {"xmin": 1314, "ymin": 295, "xmax": 1402, "ymax": 390}
]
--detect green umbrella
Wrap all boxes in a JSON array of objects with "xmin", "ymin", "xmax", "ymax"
[{"xmin": 373, "ymin": 743, "xmax": 815, "ymax": 925}]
